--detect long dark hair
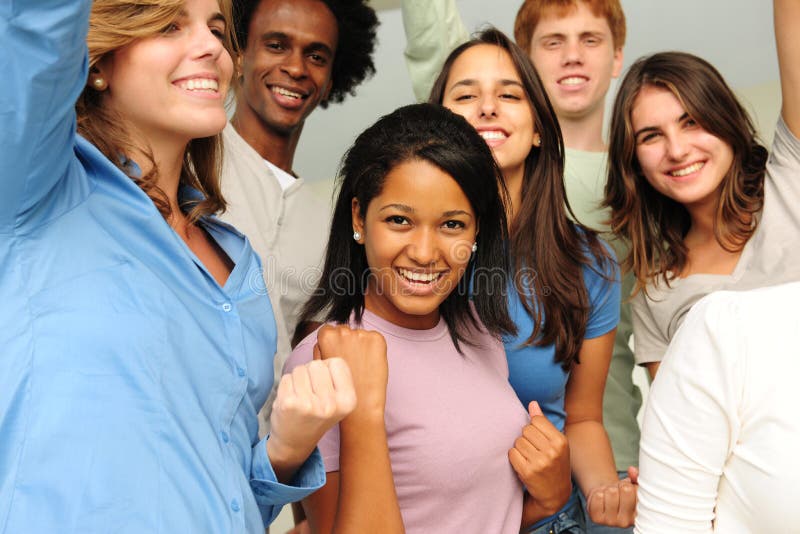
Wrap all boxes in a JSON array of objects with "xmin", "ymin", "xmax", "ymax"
[
  {"xmin": 604, "ymin": 52, "xmax": 767, "ymax": 293},
  {"xmin": 430, "ymin": 28, "xmax": 613, "ymax": 370},
  {"xmin": 297, "ymin": 103, "xmax": 515, "ymax": 351}
]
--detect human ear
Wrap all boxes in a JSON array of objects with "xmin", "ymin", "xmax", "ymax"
[
  {"xmin": 351, "ymin": 197, "xmax": 365, "ymax": 243},
  {"xmin": 612, "ymin": 47, "xmax": 624, "ymax": 78}
]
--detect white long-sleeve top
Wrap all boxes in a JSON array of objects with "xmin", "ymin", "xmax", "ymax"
[{"xmin": 635, "ymin": 282, "xmax": 800, "ymax": 532}]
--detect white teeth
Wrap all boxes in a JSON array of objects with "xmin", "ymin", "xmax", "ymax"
[
  {"xmin": 178, "ymin": 78, "xmax": 218, "ymax": 92},
  {"xmin": 398, "ymin": 268, "xmax": 440, "ymax": 283},
  {"xmin": 559, "ymin": 77, "xmax": 586, "ymax": 86},
  {"xmin": 479, "ymin": 130, "xmax": 507, "ymax": 140},
  {"xmin": 670, "ymin": 162, "xmax": 704, "ymax": 177},
  {"xmin": 272, "ymin": 86, "xmax": 303, "ymax": 99}
]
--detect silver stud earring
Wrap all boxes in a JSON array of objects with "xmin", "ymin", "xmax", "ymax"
[
  {"xmin": 471, "ymin": 242, "xmax": 478, "ymax": 253},
  {"xmin": 353, "ymin": 231, "xmax": 362, "ymax": 241}
]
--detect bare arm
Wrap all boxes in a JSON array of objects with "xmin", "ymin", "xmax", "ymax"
[
  {"xmin": 775, "ymin": 0, "xmax": 800, "ymax": 136},
  {"xmin": 565, "ymin": 330, "xmax": 637, "ymax": 527},
  {"xmin": 303, "ymin": 326, "xmax": 404, "ymax": 534},
  {"xmin": 645, "ymin": 361, "xmax": 660, "ymax": 381}
]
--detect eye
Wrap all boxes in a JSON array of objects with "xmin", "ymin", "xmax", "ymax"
[
  {"xmin": 265, "ymin": 40, "xmax": 286, "ymax": 52},
  {"xmin": 442, "ymin": 220, "xmax": 466, "ymax": 230},
  {"xmin": 500, "ymin": 92, "xmax": 522, "ymax": 101},
  {"xmin": 308, "ymin": 53, "xmax": 329, "ymax": 66},
  {"xmin": 638, "ymin": 131, "xmax": 662, "ymax": 144},
  {"xmin": 385, "ymin": 215, "xmax": 409, "ymax": 226},
  {"xmin": 453, "ymin": 93, "xmax": 476, "ymax": 102},
  {"xmin": 161, "ymin": 22, "xmax": 180, "ymax": 34},
  {"xmin": 543, "ymin": 39, "xmax": 562, "ymax": 50},
  {"xmin": 210, "ymin": 26, "xmax": 226, "ymax": 41},
  {"xmin": 584, "ymin": 37, "xmax": 600, "ymax": 46}
]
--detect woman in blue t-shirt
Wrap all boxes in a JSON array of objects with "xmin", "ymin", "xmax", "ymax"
[{"xmin": 429, "ymin": 28, "xmax": 634, "ymax": 531}]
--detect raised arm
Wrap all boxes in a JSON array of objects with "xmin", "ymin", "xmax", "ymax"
[
  {"xmin": 303, "ymin": 326, "xmax": 404, "ymax": 534},
  {"xmin": 0, "ymin": 0, "xmax": 90, "ymax": 232},
  {"xmin": 775, "ymin": 0, "xmax": 800, "ymax": 136},
  {"xmin": 401, "ymin": 0, "xmax": 470, "ymax": 102}
]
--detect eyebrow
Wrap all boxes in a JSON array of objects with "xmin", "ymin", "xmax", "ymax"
[
  {"xmin": 633, "ymin": 112, "xmax": 691, "ymax": 139},
  {"xmin": 176, "ymin": 8, "xmax": 226, "ymax": 26},
  {"xmin": 448, "ymin": 79, "xmax": 524, "ymax": 91},
  {"xmin": 378, "ymin": 204, "xmax": 473, "ymax": 219},
  {"xmin": 259, "ymin": 31, "xmax": 334, "ymax": 56}
]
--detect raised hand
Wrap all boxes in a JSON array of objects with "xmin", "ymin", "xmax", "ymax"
[
  {"xmin": 314, "ymin": 325, "xmax": 389, "ymax": 421},
  {"xmin": 509, "ymin": 401, "xmax": 573, "ymax": 517},
  {"xmin": 267, "ymin": 356, "xmax": 356, "ymax": 483},
  {"xmin": 585, "ymin": 474, "xmax": 637, "ymax": 528}
]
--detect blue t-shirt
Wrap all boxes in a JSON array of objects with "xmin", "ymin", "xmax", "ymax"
[{"xmin": 504, "ymin": 243, "xmax": 621, "ymax": 432}]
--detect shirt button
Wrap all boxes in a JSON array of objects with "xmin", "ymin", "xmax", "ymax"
[
  {"xmin": 230, "ymin": 499, "xmax": 240, "ymax": 512},
  {"xmin": 220, "ymin": 431, "xmax": 229, "ymax": 443},
  {"xmin": 222, "ymin": 303, "xmax": 232, "ymax": 312},
  {"xmin": 237, "ymin": 367, "xmax": 246, "ymax": 377}
]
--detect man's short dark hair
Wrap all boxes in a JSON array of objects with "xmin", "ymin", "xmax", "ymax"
[{"xmin": 233, "ymin": 0, "xmax": 379, "ymax": 107}]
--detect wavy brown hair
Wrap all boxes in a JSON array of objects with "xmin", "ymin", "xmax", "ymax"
[
  {"xmin": 604, "ymin": 52, "xmax": 767, "ymax": 293},
  {"xmin": 76, "ymin": 0, "xmax": 237, "ymax": 222},
  {"xmin": 429, "ymin": 29, "xmax": 614, "ymax": 370}
]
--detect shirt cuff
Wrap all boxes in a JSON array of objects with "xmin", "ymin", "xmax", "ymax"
[{"xmin": 250, "ymin": 434, "xmax": 326, "ymax": 505}]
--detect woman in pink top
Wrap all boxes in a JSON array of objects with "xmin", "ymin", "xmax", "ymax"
[{"xmin": 284, "ymin": 103, "xmax": 573, "ymax": 533}]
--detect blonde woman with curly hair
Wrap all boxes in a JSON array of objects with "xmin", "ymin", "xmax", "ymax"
[{"xmin": 0, "ymin": 0, "xmax": 355, "ymax": 531}]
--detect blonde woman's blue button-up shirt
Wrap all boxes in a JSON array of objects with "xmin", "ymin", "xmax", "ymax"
[{"xmin": 0, "ymin": 1, "xmax": 324, "ymax": 532}]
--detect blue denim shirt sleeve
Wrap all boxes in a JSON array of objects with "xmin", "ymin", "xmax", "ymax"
[
  {"xmin": 250, "ymin": 436, "xmax": 326, "ymax": 526},
  {"xmin": 0, "ymin": 0, "xmax": 92, "ymax": 233}
]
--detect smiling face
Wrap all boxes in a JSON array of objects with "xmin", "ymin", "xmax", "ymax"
[
  {"xmin": 353, "ymin": 159, "xmax": 477, "ymax": 330},
  {"xmin": 441, "ymin": 44, "xmax": 536, "ymax": 181},
  {"xmin": 631, "ymin": 84, "xmax": 734, "ymax": 213},
  {"xmin": 236, "ymin": 0, "xmax": 337, "ymax": 137},
  {"xmin": 528, "ymin": 2, "xmax": 622, "ymax": 122},
  {"xmin": 99, "ymin": 0, "xmax": 233, "ymax": 148}
]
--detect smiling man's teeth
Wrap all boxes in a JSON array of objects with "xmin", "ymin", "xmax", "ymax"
[
  {"xmin": 398, "ymin": 268, "xmax": 440, "ymax": 283},
  {"xmin": 670, "ymin": 162, "xmax": 704, "ymax": 177},
  {"xmin": 479, "ymin": 131, "xmax": 507, "ymax": 140},
  {"xmin": 178, "ymin": 78, "xmax": 218, "ymax": 91},
  {"xmin": 559, "ymin": 77, "xmax": 586, "ymax": 86},
  {"xmin": 272, "ymin": 86, "xmax": 303, "ymax": 99}
]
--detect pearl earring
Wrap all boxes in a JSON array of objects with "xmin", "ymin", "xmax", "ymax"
[
  {"xmin": 471, "ymin": 242, "xmax": 478, "ymax": 253},
  {"xmin": 92, "ymin": 77, "xmax": 107, "ymax": 91},
  {"xmin": 353, "ymin": 231, "xmax": 362, "ymax": 241}
]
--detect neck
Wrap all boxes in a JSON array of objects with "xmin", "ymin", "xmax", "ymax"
[
  {"xmin": 685, "ymin": 196, "xmax": 719, "ymax": 244},
  {"xmin": 557, "ymin": 105, "xmax": 607, "ymax": 152},
  {"xmin": 231, "ymin": 110, "xmax": 303, "ymax": 173},
  {"xmin": 502, "ymin": 165, "xmax": 525, "ymax": 225},
  {"xmin": 129, "ymin": 132, "xmax": 187, "ymax": 227}
]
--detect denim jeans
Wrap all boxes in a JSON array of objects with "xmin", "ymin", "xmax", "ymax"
[{"xmin": 525, "ymin": 496, "xmax": 586, "ymax": 534}]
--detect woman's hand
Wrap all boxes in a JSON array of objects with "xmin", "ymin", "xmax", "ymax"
[
  {"xmin": 267, "ymin": 356, "xmax": 357, "ymax": 483},
  {"xmin": 585, "ymin": 474, "xmax": 638, "ymax": 528},
  {"xmin": 509, "ymin": 401, "xmax": 573, "ymax": 520},
  {"xmin": 314, "ymin": 325, "xmax": 389, "ymax": 422}
]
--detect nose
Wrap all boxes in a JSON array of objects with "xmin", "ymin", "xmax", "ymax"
[
  {"xmin": 561, "ymin": 38, "xmax": 583, "ymax": 66},
  {"xmin": 280, "ymin": 49, "xmax": 308, "ymax": 80},
  {"xmin": 407, "ymin": 228, "xmax": 439, "ymax": 266},
  {"xmin": 193, "ymin": 26, "xmax": 226, "ymax": 62},
  {"xmin": 479, "ymin": 94, "xmax": 498, "ymax": 118},
  {"xmin": 665, "ymin": 131, "xmax": 690, "ymax": 160}
]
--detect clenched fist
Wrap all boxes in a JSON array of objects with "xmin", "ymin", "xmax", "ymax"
[
  {"xmin": 314, "ymin": 325, "xmax": 389, "ymax": 421},
  {"xmin": 509, "ymin": 401, "xmax": 572, "ymax": 517},
  {"xmin": 267, "ymin": 356, "xmax": 356, "ymax": 483}
]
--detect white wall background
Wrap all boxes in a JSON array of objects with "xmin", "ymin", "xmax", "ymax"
[{"xmin": 294, "ymin": 0, "xmax": 780, "ymax": 198}]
